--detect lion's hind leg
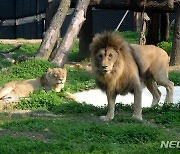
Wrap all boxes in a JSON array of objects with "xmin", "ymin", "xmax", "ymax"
[
  {"xmin": 154, "ymin": 75, "xmax": 174, "ymax": 103},
  {"xmin": 163, "ymin": 80, "xmax": 174, "ymax": 103},
  {"xmin": 145, "ymin": 79, "xmax": 161, "ymax": 106}
]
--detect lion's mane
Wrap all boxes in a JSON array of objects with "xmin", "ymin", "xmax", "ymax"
[
  {"xmin": 90, "ymin": 32, "xmax": 130, "ymax": 56},
  {"xmin": 90, "ymin": 32, "xmax": 139, "ymax": 95}
]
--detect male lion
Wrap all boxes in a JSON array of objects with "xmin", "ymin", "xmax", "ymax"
[
  {"xmin": 0, "ymin": 68, "xmax": 67, "ymax": 102},
  {"xmin": 89, "ymin": 32, "xmax": 174, "ymax": 121}
]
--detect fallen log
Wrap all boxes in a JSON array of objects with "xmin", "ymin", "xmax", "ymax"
[{"xmin": 0, "ymin": 45, "xmax": 21, "ymax": 54}]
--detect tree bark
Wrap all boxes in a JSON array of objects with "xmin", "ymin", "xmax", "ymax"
[
  {"xmin": 146, "ymin": 13, "xmax": 159, "ymax": 45},
  {"xmin": 35, "ymin": 0, "xmax": 70, "ymax": 60},
  {"xmin": 170, "ymin": 4, "xmax": 180, "ymax": 65},
  {"xmin": 79, "ymin": 7, "xmax": 93, "ymax": 59},
  {"xmin": 160, "ymin": 13, "xmax": 169, "ymax": 42},
  {"xmin": 51, "ymin": 0, "xmax": 91, "ymax": 67}
]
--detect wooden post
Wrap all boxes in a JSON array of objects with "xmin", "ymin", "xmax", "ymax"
[
  {"xmin": 51, "ymin": 0, "xmax": 91, "ymax": 67},
  {"xmin": 170, "ymin": 4, "xmax": 180, "ymax": 65},
  {"xmin": 134, "ymin": 12, "xmax": 142, "ymax": 32},
  {"xmin": 160, "ymin": 13, "xmax": 169, "ymax": 42},
  {"xmin": 79, "ymin": 7, "xmax": 93, "ymax": 58},
  {"xmin": 146, "ymin": 13, "xmax": 159, "ymax": 45},
  {"xmin": 35, "ymin": 0, "xmax": 70, "ymax": 60}
]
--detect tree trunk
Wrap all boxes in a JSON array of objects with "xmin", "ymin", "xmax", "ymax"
[
  {"xmin": 170, "ymin": 4, "xmax": 180, "ymax": 65},
  {"xmin": 35, "ymin": 0, "xmax": 70, "ymax": 60},
  {"xmin": 51, "ymin": 0, "xmax": 91, "ymax": 67},
  {"xmin": 79, "ymin": 7, "xmax": 93, "ymax": 59},
  {"xmin": 45, "ymin": 0, "xmax": 62, "ymax": 61},
  {"xmin": 146, "ymin": 13, "xmax": 159, "ymax": 45},
  {"xmin": 160, "ymin": 13, "xmax": 169, "ymax": 42}
]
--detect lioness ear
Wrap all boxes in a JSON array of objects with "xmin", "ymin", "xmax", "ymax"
[
  {"xmin": 48, "ymin": 68, "xmax": 52, "ymax": 73},
  {"xmin": 63, "ymin": 68, "xmax": 67, "ymax": 73}
]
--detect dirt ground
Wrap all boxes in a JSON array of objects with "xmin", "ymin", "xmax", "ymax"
[
  {"xmin": 0, "ymin": 39, "xmax": 42, "ymax": 45},
  {"xmin": 169, "ymin": 64, "xmax": 180, "ymax": 72}
]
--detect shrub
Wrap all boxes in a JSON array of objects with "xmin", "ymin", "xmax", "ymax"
[
  {"xmin": 169, "ymin": 71, "xmax": 180, "ymax": 86},
  {"xmin": 157, "ymin": 41, "xmax": 172, "ymax": 55}
]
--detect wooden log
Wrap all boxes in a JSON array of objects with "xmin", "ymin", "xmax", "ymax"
[
  {"xmin": 0, "ymin": 45, "xmax": 21, "ymax": 54},
  {"xmin": 51, "ymin": 0, "xmax": 91, "ymax": 67},
  {"xmin": 70, "ymin": 0, "xmax": 175, "ymax": 12},
  {"xmin": 170, "ymin": 4, "xmax": 180, "ymax": 65},
  {"xmin": 35, "ymin": 0, "xmax": 70, "ymax": 60}
]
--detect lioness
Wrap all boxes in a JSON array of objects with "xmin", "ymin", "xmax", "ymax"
[
  {"xmin": 90, "ymin": 32, "xmax": 174, "ymax": 121},
  {"xmin": 0, "ymin": 68, "xmax": 67, "ymax": 102}
]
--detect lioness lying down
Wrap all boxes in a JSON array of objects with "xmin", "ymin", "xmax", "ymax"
[
  {"xmin": 90, "ymin": 32, "xmax": 174, "ymax": 121},
  {"xmin": 0, "ymin": 68, "xmax": 67, "ymax": 102}
]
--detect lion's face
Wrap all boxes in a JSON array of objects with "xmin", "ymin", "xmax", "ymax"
[
  {"xmin": 47, "ymin": 68, "xmax": 67, "ymax": 85},
  {"xmin": 95, "ymin": 47, "xmax": 118, "ymax": 74}
]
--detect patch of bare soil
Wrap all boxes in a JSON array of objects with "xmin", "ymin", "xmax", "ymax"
[
  {"xmin": 0, "ymin": 39, "xmax": 42, "ymax": 45},
  {"xmin": 0, "ymin": 129, "xmax": 51, "ymax": 142},
  {"xmin": 68, "ymin": 62, "xmax": 180, "ymax": 73},
  {"xmin": 169, "ymin": 64, "xmax": 180, "ymax": 72},
  {"xmin": 0, "ymin": 110, "xmax": 58, "ymax": 142},
  {"xmin": 0, "ymin": 109, "xmax": 61, "ymax": 119},
  {"xmin": 68, "ymin": 61, "xmax": 92, "ymax": 72}
]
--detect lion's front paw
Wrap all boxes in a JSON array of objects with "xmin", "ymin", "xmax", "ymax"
[
  {"xmin": 100, "ymin": 116, "xmax": 113, "ymax": 121},
  {"xmin": 132, "ymin": 114, "xmax": 143, "ymax": 120}
]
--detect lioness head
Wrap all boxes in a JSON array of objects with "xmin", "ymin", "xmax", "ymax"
[{"xmin": 47, "ymin": 68, "xmax": 67, "ymax": 85}]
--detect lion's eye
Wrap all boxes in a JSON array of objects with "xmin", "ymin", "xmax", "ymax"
[{"xmin": 109, "ymin": 53, "xmax": 113, "ymax": 58}]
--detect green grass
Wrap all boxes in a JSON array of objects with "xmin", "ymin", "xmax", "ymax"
[
  {"xmin": 0, "ymin": 31, "xmax": 179, "ymax": 153},
  {"xmin": 0, "ymin": 103, "xmax": 180, "ymax": 153},
  {"xmin": 0, "ymin": 59, "xmax": 56, "ymax": 85},
  {"xmin": 0, "ymin": 43, "xmax": 40, "ymax": 69},
  {"xmin": 117, "ymin": 31, "xmax": 140, "ymax": 44}
]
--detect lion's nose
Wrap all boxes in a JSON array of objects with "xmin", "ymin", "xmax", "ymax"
[{"xmin": 102, "ymin": 65, "xmax": 108, "ymax": 69}]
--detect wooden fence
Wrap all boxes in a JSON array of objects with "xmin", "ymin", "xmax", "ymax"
[
  {"xmin": 0, "ymin": 0, "xmax": 175, "ymax": 39},
  {"xmin": 0, "ymin": 0, "xmax": 46, "ymax": 39}
]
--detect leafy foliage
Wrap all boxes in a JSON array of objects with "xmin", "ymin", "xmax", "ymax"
[
  {"xmin": 16, "ymin": 90, "xmax": 62, "ymax": 110},
  {"xmin": 65, "ymin": 66, "xmax": 95, "ymax": 93},
  {"xmin": 169, "ymin": 71, "xmax": 180, "ymax": 86},
  {"xmin": 157, "ymin": 41, "xmax": 172, "ymax": 55}
]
